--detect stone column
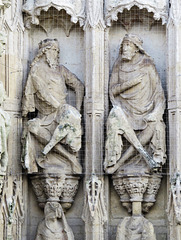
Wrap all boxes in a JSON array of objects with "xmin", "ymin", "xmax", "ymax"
[
  {"xmin": 167, "ymin": 0, "xmax": 181, "ymax": 239},
  {"xmin": 82, "ymin": 0, "xmax": 107, "ymax": 239}
]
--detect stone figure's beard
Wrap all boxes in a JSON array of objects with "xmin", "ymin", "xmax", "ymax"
[
  {"xmin": 122, "ymin": 51, "xmax": 136, "ymax": 61},
  {"xmin": 46, "ymin": 56, "xmax": 59, "ymax": 69}
]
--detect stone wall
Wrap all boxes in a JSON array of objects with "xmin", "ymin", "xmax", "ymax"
[{"xmin": 0, "ymin": 0, "xmax": 180, "ymax": 240}]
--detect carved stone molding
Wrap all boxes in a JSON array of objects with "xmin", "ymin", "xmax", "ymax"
[
  {"xmin": 82, "ymin": 176, "xmax": 107, "ymax": 239},
  {"xmin": 31, "ymin": 174, "xmax": 80, "ymax": 209},
  {"xmin": 0, "ymin": 0, "xmax": 11, "ymax": 10},
  {"xmin": 83, "ymin": 176, "xmax": 107, "ymax": 221},
  {"xmin": 112, "ymin": 176, "xmax": 131, "ymax": 212},
  {"xmin": 0, "ymin": 31, "xmax": 6, "ymax": 57},
  {"xmin": 123, "ymin": 175, "xmax": 149, "ymax": 202},
  {"xmin": 0, "ymin": 182, "xmax": 24, "ymax": 240},
  {"xmin": 167, "ymin": 173, "xmax": 181, "ymax": 225},
  {"xmin": 105, "ymin": 0, "xmax": 168, "ymax": 26},
  {"xmin": 169, "ymin": 0, "xmax": 181, "ymax": 25},
  {"xmin": 22, "ymin": 0, "xmax": 85, "ymax": 29},
  {"xmin": 113, "ymin": 174, "xmax": 162, "ymax": 213},
  {"xmin": 84, "ymin": 0, "xmax": 105, "ymax": 29},
  {"xmin": 61, "ymin": 175, "xmax": 79, "ymax": 211},
  {"xmin": 0, "ymin": 175, "xmax": 5, "ymax": 201}
]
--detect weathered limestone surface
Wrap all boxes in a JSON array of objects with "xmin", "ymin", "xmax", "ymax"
[
  {"xmin": 0, "ymin": 0, "xmax": 176, "ymax": 239},
  {"xmin": 22, "ymin": 38, "xmax": 84, "ymax": 174}
]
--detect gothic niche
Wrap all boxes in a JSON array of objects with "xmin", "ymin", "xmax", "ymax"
[
  {"xmin": 22, "ymin": 38, "xmax": 84, "ymax": 238},
  {"xmin": 104, "ymin": 34, "xmax": 166, "ymax": 239},
  {"xmin": 0, "ymin": 80, "xmax": 10, "ymax": 201}
]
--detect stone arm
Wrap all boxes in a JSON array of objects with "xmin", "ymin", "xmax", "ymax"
[
  {"xmin": 109, "ymin": 61, "xmax": 119, "ymax": 106},
  {"xmin": 60, "ymin": 65, "xmax": 84, "ymax": 112},
  {"xmin": 111, "ymin": 76, "xmax": 142, "ymax": 95},
  {"xmin": 144, "ymin": 64, "xmax": 165, "ymax": 122},
  {"xmin": 108, "ymin": 59, "xmax": 142, "ymax": 106}
]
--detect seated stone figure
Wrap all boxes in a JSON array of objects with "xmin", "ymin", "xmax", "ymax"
[
  {"xmin": 0, "ymin": 81, "xmax": 10, "ymax": 173},
  {"xmin": 104, "ymin": 34, "xmax": 166, "ymax": 174},
  {"xmin": 35, "ymin": 202, "xmax": 74, "ymax": 240},
  {"xmin": 22, "ymin": 39, "xmax": 84, "ymax": 174}
]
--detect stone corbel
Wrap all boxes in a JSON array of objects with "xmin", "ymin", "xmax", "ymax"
[
  {"xmin": 22, "ymin": 0, "xmax": 85, "ymax": 29},
  {"xmin": 105, "ymin": 0, "xmax": 168, "ymax": 26}
]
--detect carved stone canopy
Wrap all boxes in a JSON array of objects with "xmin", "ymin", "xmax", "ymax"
[
  {"xmin": 105, "ymin": 0, "xmax": 169, "ymax": 26},
  {"xmin": 22, "ymin": 0, "xmax": 85, "ymax": 29}
]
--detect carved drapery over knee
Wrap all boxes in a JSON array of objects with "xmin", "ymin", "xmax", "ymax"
[
  {"xmin": 22, "ymin": 38, "xmax": 84, "ymax": 175},
  {"xmin": 22, "ymin": 38, "xmax": 84, "ymax": 239},
  {"xmin": 104, "ymin": 34, "xmax": 166, "ymax": 239}
]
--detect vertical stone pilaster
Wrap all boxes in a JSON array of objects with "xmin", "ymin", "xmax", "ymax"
[
  {"xmin": 167, "ymin": 0, "xmax": 181, "ymax": 238},
  {"xmin": 83, "ymin": 0, "xmax": 107, "ymax": 239}
]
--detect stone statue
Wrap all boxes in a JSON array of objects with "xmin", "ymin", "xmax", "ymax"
[
  {"xmin": 0, "ymin": 81, "xmax": 10, "ymax": 174},
  {"xmin": 35, "ymin": 202, "xmax": 74, "ymax": 240},
  {"xmin": 104, "ymin": 34, "xmax": 166, "ymax": 174},
  {"xmin": 22, "ymin": 39, "xmax": 84, "ymax": 174},
  {"xmin": 116, "ymin": 216, "xmax": 156, "ymax": 240}
]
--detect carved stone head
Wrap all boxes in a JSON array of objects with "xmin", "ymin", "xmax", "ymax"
[
  {"xmin": 38, "ymin": 38, "xmax": 60, "ymax": 68},
  {"xmin": 120, "ymin": 34, "xmax": 146, "ymax": 61}
]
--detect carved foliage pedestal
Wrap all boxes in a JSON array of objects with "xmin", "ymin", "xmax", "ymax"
[
  {"xmin": 112, "ymin": 174, "xmax": 161, "ymax": 239},
  {"xmin": 30, "ymin": 173, "xmax": 80, "ymax": 239},
  {"xmin": 31, "ymin": 173, "xmax": 80, "ymax": 211},
  {"xmin": 112, "ymin": 174, "xmax": 162, "ymax": 213}
]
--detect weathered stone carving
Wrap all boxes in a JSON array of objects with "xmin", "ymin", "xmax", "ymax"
[
  {"xmin": 31, "ymin": 174, "xmax": 80, "ymax": 210},
  {"xmin": 0, "ymin": 31, "xmax": 6, "ymax": 57},
  {"xmin": 105, "ymin": 34, "xmax": 166, "ymax": 238},
  {"xmin": 116, "ymin": 216, "xmax": 156, "ymax": 240},
  {"xmin": 22, "ymin": 38, "xmax": 84, "ymax": 175},
  {"xmin": 35, "ymin": 202, "xmax": 74, "ymax": 240},
  {"xmin": 113, "ymin": 174, "xmax": 162, "ymax": 213},
  {"xmin": 167, "ymin": 173, "xmax": 181, "ymax": 225},
  {"xmin": 82, "ymin": 176, "xmax": 107, "ymax": 239},
  {"xmin": 0, "ymin": 0, "xmax": 11, "ymax": 10},
  {"xmin": 104, "ymin": 34, "xmax": 166, "ymax": 174},
  {"xmin": 0, "ymin": 81, "xmax": 10, "ymax": 174},
  {"xmin": 22, "ymin": 38, "xmax": 84, "ymax": 239},
  {"xmin": 0, "ymin": 181, "xmax": 24, "ymax": 240},
  {"xmin": 84, "ymin": 0, "xmax": 105, "ymax": 29},
  {"xmin": 105, "ymin": 0, "xmax": 168, "ymax": 26},
  {"xmin": 22, "ymin": 0, "xmax": 85, "ymax": 29}
]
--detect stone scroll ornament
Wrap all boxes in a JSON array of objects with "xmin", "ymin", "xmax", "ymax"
[
  {"xmin": 104, "ymin": 34, "xmax": 166, "ymax": 239},
  {"xmin": 21, "ymin": 39, "xmax": 84, "ymax": 239}
]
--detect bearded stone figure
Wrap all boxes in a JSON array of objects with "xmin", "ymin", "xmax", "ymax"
[
  {"xmin": 104, "ymin": 34, "xmax": 166, "ymax": 175},
  {"xmin": 104, "ymin": 34, "xmax": 166, "ymax": 240},
  {"xmin": 35, "ymin": 202, "xmax": 74, "ymax": 240},
  {"xmin": 22, "ymin": 39, "xmax": 84, "ymax": 174}
]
